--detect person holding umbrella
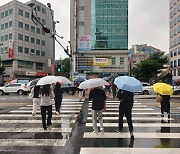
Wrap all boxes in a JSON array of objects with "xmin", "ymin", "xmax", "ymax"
[
  {"xmin": 53, "ymin": 82, "xmax": 63, "ymax": 115},
  {"xmin": 89, "ymin": 86, "xmax": 107, "ymax": 134},
  {"xmin": 153, "ymin": 82, "xmax": 173, "ymax": 119},
  {"xmin": 40, "ymin": 84, "xmax": 55, "ymax": 130},
  {"xmin": 114, "ymin": 76, "xmax": 143, "ymax": 139}
]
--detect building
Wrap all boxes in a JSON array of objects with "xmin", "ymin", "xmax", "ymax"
[
  {"xmin": 128, "ymin": 44, "xmax": 162, "ymax": 68},
  {"xmin": 169, "ymin": 0, "xmax": 180, "ymax": 77},
  {"xmin": 70, "ymin": 0, "xmax": 129, "ymax": 78},
  {"xmin": 0, "ymin": 0, "xmax": 54, "ymax": 83}
]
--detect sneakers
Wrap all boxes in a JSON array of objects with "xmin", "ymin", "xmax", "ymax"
[
  {"xmin": 55, "ymin": 111, "xmax": 60, "ymax": 115},
  {"xmin": 130, "ymin": 132, "xmax": 134, "ymax": 140},
  {"xmin": 168, "ymin": 113, "xmax": 170, "ymax": 119},
  {"xmin": 116, "ymin": 129, "xmax": 122, "ymax": 133},
  {"xmin": 92, "ymin": 131, "xmax": 98, "ymax": 135},
  {"xmin": 100, "ymin": 128, "xmax": 104, "ymax": 134}
]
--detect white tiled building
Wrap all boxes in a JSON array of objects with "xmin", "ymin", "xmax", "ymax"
[
  {"xmin": 169, "ymin": 0, "xmax": 180, "ymax": 77},
  {"xmin": 0, "ymin": 0, "xmax": 54, "ymax": 82}
]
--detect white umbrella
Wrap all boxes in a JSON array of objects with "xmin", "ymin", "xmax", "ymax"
[
  {"xmin": 36, "ymin": 76, "xmax": 62, "ymax": 86},
  {"xmin": 56, "ymin": 76, "xmax": 71, "ymax": 84},
  {"xmin": 78, "ymin": 78, "xmax": 106, "ymax": 89}
]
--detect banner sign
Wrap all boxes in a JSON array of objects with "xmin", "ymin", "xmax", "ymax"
[
  {"xmin": 93, "ymin": 58, "xmax": 109, "ymax": 66},
  {"xmin": 78, "ymin": 35, "xmax": 91, "ymax": 51},
  {"xmin": 8, "ymin": 40, "xmax": 13, "ymax": 58}
]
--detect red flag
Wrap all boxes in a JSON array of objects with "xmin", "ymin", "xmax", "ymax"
[{"xmin": 8, "ymin": 40, "xmax": 13, "ymax": 58}]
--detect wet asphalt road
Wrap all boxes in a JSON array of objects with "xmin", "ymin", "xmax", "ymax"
[{"xmin": 0, "ymin": 95, "xmax": 179, "ymax": 154}]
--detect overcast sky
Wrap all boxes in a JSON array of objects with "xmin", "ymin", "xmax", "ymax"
[{"xmin": 1, "ymin": 0, "xmax": 169, "ymax": 59}]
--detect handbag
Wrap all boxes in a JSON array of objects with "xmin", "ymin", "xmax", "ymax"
[{"xmin": 156, "ymin": 94, "xmax": 162, "ymax": 102}]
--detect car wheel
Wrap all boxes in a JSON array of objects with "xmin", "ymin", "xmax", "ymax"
[
  {"xmin": 17, "ymin": 90, "xmax": 24, "ymax": 95},
  {"xmin": 68, "ymin": 90, "xmax": 74, "ymax": 95},
  {"xmin": 0, "ymin": 90, "xmax": 4, "ymax": 95},
  {"xmin": 143, "ymin": 90, "xmax": 149, "ymax": 95}
]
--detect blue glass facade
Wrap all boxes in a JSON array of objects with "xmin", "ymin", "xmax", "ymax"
[{"xmin": 91, "ymin": 0, "xmax": 128, "ymax": 50}]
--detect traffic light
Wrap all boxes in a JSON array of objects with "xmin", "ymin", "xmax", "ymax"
[{"xmin": 57, "ymin": 65, "xmax": 61, "ymax": 72}]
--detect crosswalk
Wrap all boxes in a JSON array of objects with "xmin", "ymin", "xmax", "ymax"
[
  {"xmin": 0, "ymin": 99, "xmax": 83, "ymax": 149},
  {"xmin": 80, "ymin": 100, "xmax": 180, "ymax": 154}
]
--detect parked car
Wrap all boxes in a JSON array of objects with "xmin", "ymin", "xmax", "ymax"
[
  {"xmin": 61, "ymin": 83, "xmax": 76, "ymax": 95},
  {"xmin": 141, "ymin": 82, "xmax": 154, "ymax": 95},
  {"xmin": 0, "ymin": 83, "xmax": 29, "ymax": 95},
  {"xmin": 173, "ymin": 85, "xmax": 180, "ymax": 95}
]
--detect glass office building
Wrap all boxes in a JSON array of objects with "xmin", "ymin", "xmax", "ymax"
[
  {"xmin": 91, "ymin": 0, "xmax": 128, "ymax": 50},
  {"xmin": 70, "ymin": 0, "xmax": 129, "ymax": 75}
]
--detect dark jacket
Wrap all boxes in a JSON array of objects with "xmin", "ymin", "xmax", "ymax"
[
  {"xmin": 53, "ymin": 87, "xmax": 63, "ymax": 100},
  {"xmin": 117, "ymin": 89, "xmax": 134, "ymax": 110},
  {"xmin": 89, "ymin": 88, "xmax": 106, "ymax": 110},
  {"xmin": 33, "ymin": 86, "xmax": 41, "ymax": 98}
]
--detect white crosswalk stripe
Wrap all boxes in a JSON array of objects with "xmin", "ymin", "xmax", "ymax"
[
  {"xmin": 80, "ymin": 99, "xmax": 180, "ymax": 154},
  {"xmin": 0, "ymin": 99, "xmax": 83, "ymax": 148}
]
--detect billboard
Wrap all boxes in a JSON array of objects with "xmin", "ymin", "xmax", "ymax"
[
  {"xmin": 93, "ymin": 58, "xmax": 109, "ymax": 66},
  {"xmin": 78, "ymin": 35, "xmax": 91, "ymax": 51}
]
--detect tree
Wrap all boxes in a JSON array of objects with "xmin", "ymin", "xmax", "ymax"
[{"xmin": 132, "ymin": 52, "xmax": 168, "ymax": 82}]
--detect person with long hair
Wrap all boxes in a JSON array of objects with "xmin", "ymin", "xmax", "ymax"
[
  {"xmin": 40, "ymin": 84, "xmax": 55, "ymax": 130},
  {"xmin": 53, "ymin": 82, "xmax": 63, "ymax": 115}
]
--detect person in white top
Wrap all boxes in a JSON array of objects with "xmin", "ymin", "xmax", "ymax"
[{"xmin": 40, "ymin": 84, "xmax": 55, "ymax": 130}]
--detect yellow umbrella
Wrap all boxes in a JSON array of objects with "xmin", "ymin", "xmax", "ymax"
[{"xmin": 153, "ymin": 83, "xmax": 173, "ymax": 95}]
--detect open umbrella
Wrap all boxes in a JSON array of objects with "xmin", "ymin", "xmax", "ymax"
[
  {"xmin": 114, "ymin": 76, "xmax": 143, "ymax": 93},
  {"xmin": 57, "ymin": 76, "xmax": 71, "ymax": 84},
  {"xmin": 153, "ymin": 82, "xmax": 173, "ymax": 95},
  {"xmin": 36, "ymin": 76, "xmax": 62, "ymax": 86},
  {"xmin": 74, "ymin": 77, "xmax": 86, "ymax": 83},
  {"xmin": 78, "ymin": 78, "xmax": 106, "ymax": 89}
]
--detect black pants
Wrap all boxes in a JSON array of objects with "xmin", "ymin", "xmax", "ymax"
[
  {"xmin": 41, "ymin": 105, "xmax": 52, "ymax": 129},
  {"xmin": 119, "ymin": 106, "xmax": 133, "ymax": 133},
  {"xmin": 55, "ymin": 99, "xmax": 62, "ymax": 112}
]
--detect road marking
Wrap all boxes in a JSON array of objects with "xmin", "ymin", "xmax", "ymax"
[
  {"xmin": 80, "ymin": 148, "xmax": 180, "ymax": 154},
  {"xmin": 83, "ymin": 132, "xmax": 180, "ymax": 138},
  {"xmin": 86, "ymin": 122, "xmax": 179, "ymax": 127},
  {"xmin": 88, "ymin": 112, "xmax": 161, "ymax": 115},
  {"xmin": 0, "ymin": 139, "xmax": 67, "ymax": 146}
]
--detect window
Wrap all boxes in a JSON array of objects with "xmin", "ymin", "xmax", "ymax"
[
  {"xmin": 174, "ymin": 60, "xmax": 177, "ymax": 67},
  {"xmin": 18, "ymin": 60, "xmax": 33, "ymax": 69},
  {"xmin": 42, "ymin": 8, "xmax": 46, "ymax": 14},
  {"xmin": 25, "ymin": 24, "xmax": 29, "ymax": 31},
  {"xmin": 18, "ymin": 34, "xmax": 23, "ymax": 40},
  {"xmin": 18, "ymin": 9, "xmax": 23, "ymax": 16},
  {"xmin": 5, "ymin": 35, "xmax": 8, "ymax": 41},
  {"xmin": 5, "ymin": 22, "xmax": 8, "ymax": 29},
  {"xmin": 42, "ymin": 19, "xmax": 46, "ymax": 25},
  {"xmin": 79, "ymin": 6, "xmax": 84, "ymax": 11},
  {"xmin": 31, "ymin": 26, "xmax": 35, "ymax": 33},
  {"xmin": 18, "ymin": 46, "xmax": 23, "ymax": 53},
  {"xmin": 25, "ymin": 36, "xmax": 29, "ymax": 42},
  {"xmin": 36, "ymin": 39, "xmax": 40, "ymax": 45},
  {"xmin": 41, "ymin": 51, "xmax": 45, "ymax": 56},
  {"xmin": 111, "ymin": 57, "xmax": 116, "ymax": 65},
  {"xmin": 1, "ymin": 12, "xmax": 4, "ymax": 18},
  {"xmin": 120, "ymin": 57, "xmax": 124, "ymax": 64},
  {"xmin": 18, "ymin": 21, "xmax": 23, "ymax": 28},
  {"xmin": 36, "ymin": 5, "xmax": 41, "ymax": 12},
  {"xmin": 25, "ymin": 12, "xmax": 29, "ymax": 18},
  {"xmin": 1, "ymin": 36, "xmax": 4, "ymax": 42},
  {"xmin": 41, "ymin": 40, "xmax": 45, "ymax": 46},
  {"xmin": 78, "ymin": 22, "xmax": 84, "ymax": 26},
  {"xmin": 9, "ymin": 9, "xmax": 13, "ymax": 15},
  {"xmin": 36, "ymin": 50, "xmax": 40, "ymax": 56},
  {"xmin": 9, "ymin": 21, "xmax": 12, "ymax": 27},
  {"xmin": 1, "ymin": 24, "xmax": 4, "ymax": 30},
  {"xmin": 5, "ymin": 10, "xmax": 8, "ymax": 17},
  {"xmin": 31, "ymin": 37, "xmax": 35, "ymax": 43},
  {"xmin": 9, "ymin": 33, "xmax": 12, "ymax": 39},
  {"xmin": 36, "ymin": 28, "xmax": 40, "ymax": 34},
  {"xmin": 4, "ymin": 47, "xmax": 8, "ymax": 53},
  {"xmin": 30, "ymin": 49, "xmax": 35, "ymax": 55},
  {"xmin": 36, "ymin": 62, "xmax": 43, "ymax": 70},
  {"xmin": 24, "ymin": 48, "xmax": 29, "ymax": 54},
  {"xmin": 1, "ymin": 48, "xmax": 4, "ymax": 54}
]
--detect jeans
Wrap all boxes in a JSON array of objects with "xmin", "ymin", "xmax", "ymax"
[
  {"xmin": 41, "ymin": 105, "xmax": 52, "ymax": 129},
  {"xmin": 55, "ymin": 99, "xmax": 62, "ymax": 112},
  {"xmin": 92, "ymin": 110, "xmax": 103, "ymax": 133}
]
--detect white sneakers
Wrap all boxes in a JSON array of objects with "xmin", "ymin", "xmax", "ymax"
[{"xmin": 55, "ymin": 111, "xmax": 60, "ymax": 115}]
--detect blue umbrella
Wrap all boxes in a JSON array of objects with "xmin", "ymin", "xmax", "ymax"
[{"xmin": 114, "ymin": 76, "xmax": 143, "ymax": 93}]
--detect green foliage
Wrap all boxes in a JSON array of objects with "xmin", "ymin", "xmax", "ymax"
[
  {"xmin": 0, "ymin": 59, "xmax": 5, "ymax": 76},
  {"xmin": 132, "ymin": 52, "xmax": 168, "ymax": 82}
]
